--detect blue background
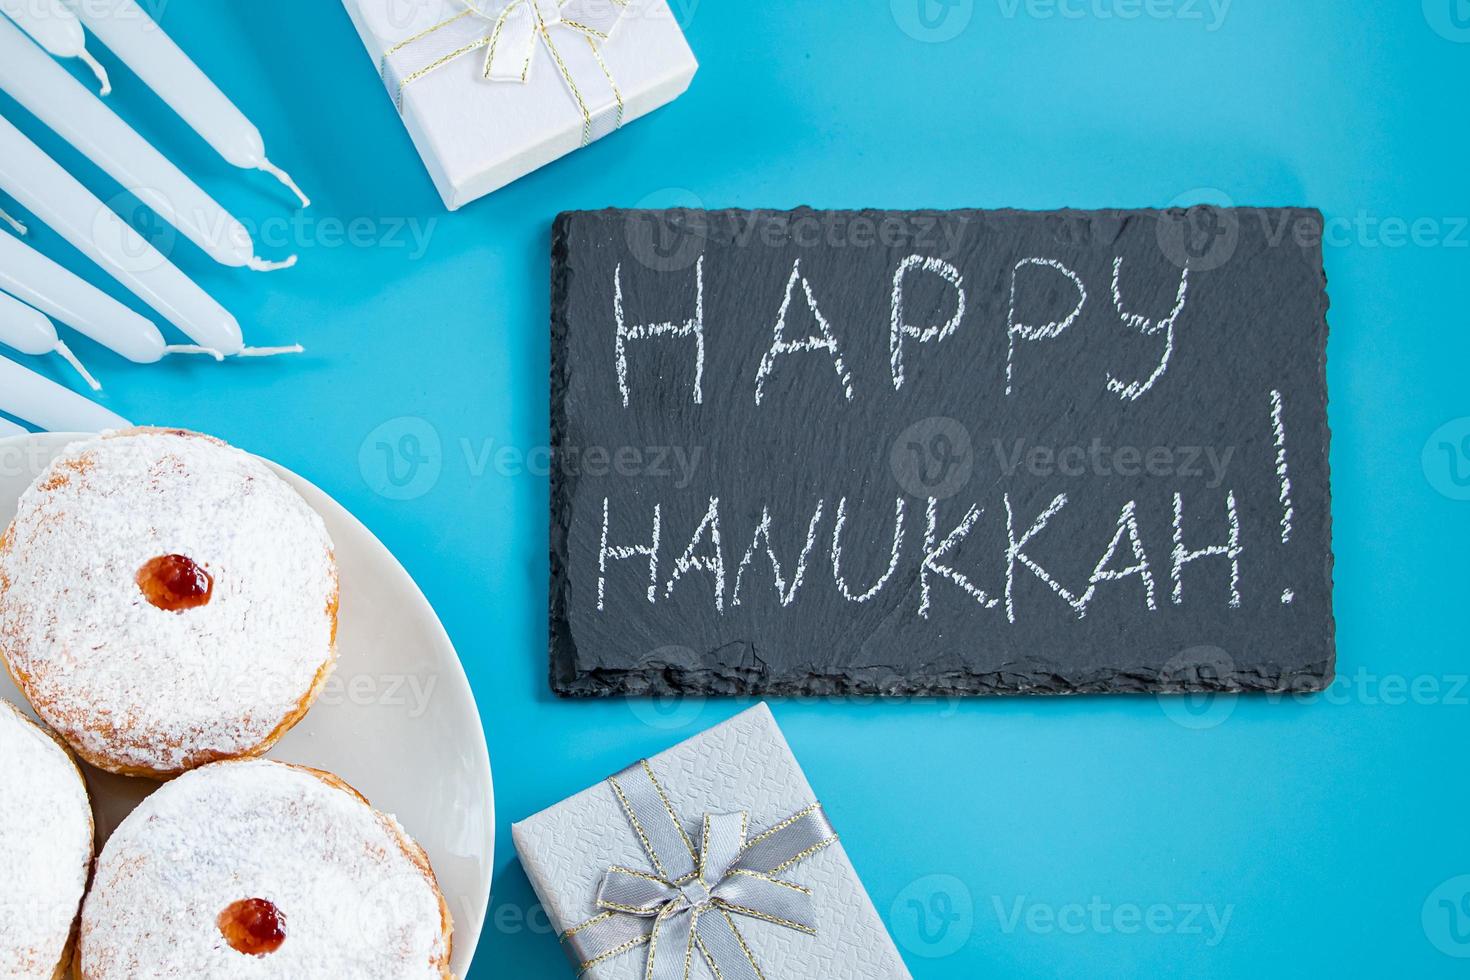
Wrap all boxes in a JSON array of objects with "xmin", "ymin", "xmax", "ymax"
[{"xmin": 2, "ymin": 0, "xmax": 1467, "ymax": 974}]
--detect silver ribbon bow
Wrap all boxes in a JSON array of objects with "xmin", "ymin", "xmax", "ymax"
[
  {"xmin": 380, "ymin": 0, "xmax": 628, "ymax": 144},
  {"xmin": 562, "ymin": 760, "xmax": 840, "ymax": 979}
]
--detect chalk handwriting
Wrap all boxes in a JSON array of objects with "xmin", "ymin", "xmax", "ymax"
[
  {"xmin": 615, "ymin": 255, "xmax": 705, "ymax": 407},
  {"xmin": 1007, "ymin": 258, "xmax": 1088, "ymax": 397},
  {"xmin": 890, "ymin": 255, "xmax": 967, "ymax": 391},
  {"xmin": 755, "ymin": 258, "xmax": 855, "ymax": 406},
  {"xmin": 1106, "ymin": 256, "xmax": 1189, "ymax": 401}
]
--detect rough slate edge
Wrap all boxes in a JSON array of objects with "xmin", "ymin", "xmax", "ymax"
[{"xmin": 548, "ymin": 207, "xmax": 1337, "ymax": 698}]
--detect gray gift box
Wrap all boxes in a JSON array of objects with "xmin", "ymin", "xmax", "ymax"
[{"xmin": 512, "ymin": 704, "xmax": 912, "ymax": 979}]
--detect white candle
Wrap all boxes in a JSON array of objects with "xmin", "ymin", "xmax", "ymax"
[
  {"xmin": 0, "ymin": 114, "xmax": 246, "ymax": 355},
  {"xmin": 0, "ymin": 286, "xmax": 100, "ymax": 389},
  {"xmin": 0, "ymin": 0, "xmax": 110, "ymax": 93},
  {"xmin": 68, "ymin": 0, "xmax": 310, "ymax": 208},
  {"xmin": 0, "ymin": 18, "xmax": 295, "ymax": 273},
  {"xmin": 0, "ymin": 230, "xmax": 171, "ymax": 362},
  {"xmin": 0, "ymin": 353, "xmax": 129, "ymax": 432}
]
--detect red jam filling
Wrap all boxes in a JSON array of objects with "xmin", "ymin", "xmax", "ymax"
[
  {"xmin": 136, "ymin": 554, "xmax": 213, "ymax": 611},
  {"xmin": 218, "ymin": 898, "xmax": 286, "ymax": 956}
]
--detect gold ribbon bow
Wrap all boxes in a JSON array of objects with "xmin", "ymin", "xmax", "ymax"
[{"xmin": 380, "ymin": 0, "xmax": 627, "ymax": 146}]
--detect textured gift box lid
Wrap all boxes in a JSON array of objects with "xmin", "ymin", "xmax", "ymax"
[
  {"xmin": 512, "ymin": 704, "xmax": 912, "ymax": 979},
  {"xmin": 342, "ymin": 0, "xmax": 698, "ymax": 209}
]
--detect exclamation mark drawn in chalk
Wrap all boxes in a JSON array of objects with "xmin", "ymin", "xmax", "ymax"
[{"xmin": 1269, "ymin": 389, "xmax": 1295, "ymax": 604}]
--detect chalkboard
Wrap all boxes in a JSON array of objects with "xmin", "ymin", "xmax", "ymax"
[{"xmin": 550, "ymin": 207, "xmax": 1333, "ymax": 697}]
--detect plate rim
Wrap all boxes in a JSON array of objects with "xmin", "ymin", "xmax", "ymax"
[{"xmin": 0, "ymin": 431, "xmax": 494, "ymax": 977}]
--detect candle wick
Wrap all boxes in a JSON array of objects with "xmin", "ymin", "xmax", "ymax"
[
  {"xmin": 237, "ymin": 344, "xmax": 305, "ymax": 357},
  {"xmin": 0, "ymin": 208, "xmax": 26, "ymax": 236},
  {"xmin": 248, "ymin": 254, "xmax": 299, "ymax": 272},
  {"xmin": 55, "ymin": 341, "xmax": 103, "ymax": 392},
  {"xmin": 258, "ymin": 159, "xmax": 311, "ymax": 209},
  {"xmin": 162, "ymin": 343, "xmax": 305, "ymax": 359},
  {"xmin": 80, "ymin": 49, "xmax": 113, "ymax": 97},
  {"xmin": 164, "ymin": 344, "xmax": 227, "ymax": 361}
]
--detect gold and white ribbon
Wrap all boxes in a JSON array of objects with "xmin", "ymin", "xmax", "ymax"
[{"xmin": 380, "ymin": 0, "xmax": 627, "ymax": 146}]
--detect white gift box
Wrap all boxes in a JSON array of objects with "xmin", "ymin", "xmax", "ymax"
[
  {"xmin": 512, "ymin": 704, "xmax": 913, "ymax": 979},
  {"xmin": 341, "ymin": 0, "xmax": 698, "ymax": 209}
]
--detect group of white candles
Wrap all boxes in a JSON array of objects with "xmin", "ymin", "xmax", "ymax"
[{"xmin": 0, "ymin": 0, "xmax": 308, "ymax": 434}]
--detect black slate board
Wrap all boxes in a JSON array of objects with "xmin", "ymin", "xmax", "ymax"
[{"xmin": 551, "ymin": 207, "xmax": 1333, "ymax": 697}]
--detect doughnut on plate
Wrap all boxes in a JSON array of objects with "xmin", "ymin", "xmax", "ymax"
[{"xmin": 0, "ymin": 432, "xmax": 492, "ymax": 979}]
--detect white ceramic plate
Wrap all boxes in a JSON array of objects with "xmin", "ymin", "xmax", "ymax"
[{"xmin": 0, "ymin": 432, "xmax": 493, "ymax": 978}]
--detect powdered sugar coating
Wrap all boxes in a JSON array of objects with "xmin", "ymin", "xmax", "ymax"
[
  {"xmin": 80, "ymin": 759, "xmax": 452, "ymax": 979},
  {"xmin": 0, "ymin": 429, "xmax": 338, "ymax": 776},
  {"xmin": 0, "ymin": 699, "xmax": 93, "ymax": 980}
]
